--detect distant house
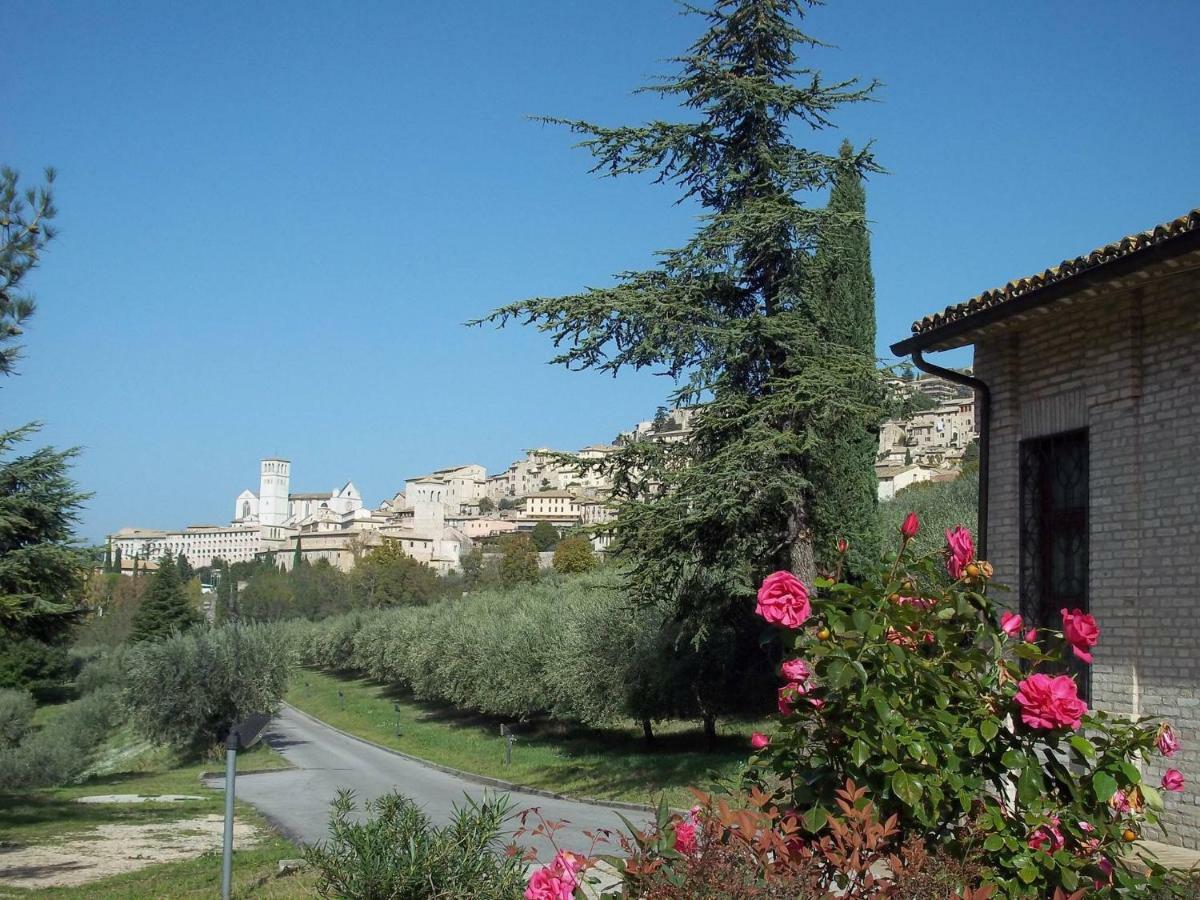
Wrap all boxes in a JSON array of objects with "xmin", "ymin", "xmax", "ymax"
[
  {"xmin": 892, "ymin": 208, "xmax": 1200, "ymax": 848},
  {"xmin": 874, "ymin": 464, "xmax": 943, "ymax": 501}
]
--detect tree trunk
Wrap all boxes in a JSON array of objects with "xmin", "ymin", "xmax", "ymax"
[
  {"xmin": 788, "ymin": 506, "xmax": 818, "ymax": 586},
  {"xmin": 702, "ymin": 713, "xmax": 717, "ymax": 750},
  {"xmin": 641, "ymin": 718, "xmax": 655, "ymax": 745}
]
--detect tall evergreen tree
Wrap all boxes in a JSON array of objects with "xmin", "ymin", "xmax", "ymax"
[
  {"xmin": 1, "ymin": 166, "xmax": 88, "ymax": 644},
  {"xmin": 103, "ymin": 544, "xmax": 113, "ymax": 573},
  {"xmin": 129, "ymin": 555, "xmax": 198, "ymax": 643},
  {"xmin": 113, "ymin": 546, "xmax": 123, "ymax": 574},
  {"xmin": 477, "ymin": 2, "xmax": 884, "ymax": 729},
  {"xmin": 175, "ymin": 552, "xmax": 194, "ymax": 583},
  {"xmin": 807, "ymin": 139, "xmax": 882, "ymax": 578},
  {"xmin": 0, "ymin": 427, "xmax": 90, "ymax": 639}
]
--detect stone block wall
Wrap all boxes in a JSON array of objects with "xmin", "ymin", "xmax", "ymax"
[{"xmin": 973, "ymin": 264, "xmax": 1200, "ymax": 847}]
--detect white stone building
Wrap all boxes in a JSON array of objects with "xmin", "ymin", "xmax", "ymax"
[
  {"xmin": 233, "ymin": 458, "xmax": 363, "ymax": 527},
  {"xmin": 109, "ymin": 524, "xmax": 262, "ymax": 568}
]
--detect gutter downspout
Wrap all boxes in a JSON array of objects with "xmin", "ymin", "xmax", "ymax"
[{"xmin": 910, "ymin": 349, "xmax": 991, "ymax": 559}]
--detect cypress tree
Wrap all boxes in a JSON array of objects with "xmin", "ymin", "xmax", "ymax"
[
  {"xmin": 808, "ymin": 139, "xmax": 883, "ymax": 578},
  {"xmin": 477, "ymin": 1, "xmax": 884, "ymax": 729},
  {"xmin": 103, "ymin": 544, "xmax": 113, "ymax": 573},
  {"xmin": 129, "ymin": 555, "xmax": 198, "ymax": 643},
  {"xmin": 113, "ymin": 546, "xmax": 123, "ymax": 574},
  {"xmin": 175, "ymin": 552, "xmax": 193, "ymax": 583}
]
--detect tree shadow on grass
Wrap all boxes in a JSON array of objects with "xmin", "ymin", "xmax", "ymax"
[
  {"xmin": 0, "ymin": 793, "xmax": 214, "ymax": 843},
  {"xmin": 314, "ymin": 668, "xmax": 753, "ymax": 800}
]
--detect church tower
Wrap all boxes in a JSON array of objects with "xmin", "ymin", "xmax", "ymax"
[{"xmin": 259, "ymin": 458, "xmax": 291, "ymax": 527}]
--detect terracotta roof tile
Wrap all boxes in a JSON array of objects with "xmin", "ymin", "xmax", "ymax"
[{"xmin": 904, "ymin": 208, "xmax": 1200, "ymax": 343}]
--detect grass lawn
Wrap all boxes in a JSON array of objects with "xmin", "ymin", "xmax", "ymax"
[
  {"xmin": 288, "ymin": 667, "xmax": 763, "ymax": 809},
  {"xmin": 0, "ymin": 731, "xmax": 315, "ymax": 899}
]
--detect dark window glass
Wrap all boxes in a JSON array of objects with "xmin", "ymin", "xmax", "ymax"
[{"xmin": 1020, "ymin": 429, "xmax": 1089, "ymax": 700}]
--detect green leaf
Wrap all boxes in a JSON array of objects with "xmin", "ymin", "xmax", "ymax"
[
  {"xmin": 1068, "ymin": 735, "xmax": 1096, "ymax": 759},
  {"xmin": 1018, "ymin": 866, "xmax": 1038, "ymax": 884},
  {"xmin": 1141, "ymin": 784, "xmax": 1164, "ymax": 810},
  {"xmin": 851, "ymin": 739, "xmax": 870, "ymax": 767},
  {"xmin": 1118, "ymin": 761, "xmax": 1141, "ymax": 785},
  {"xmin": 891, "ymin": 770, "xmax": 923, "ymax": 807},
  {"xmin": 802, "ymin": 805, "xmax": 829, "ymax": 834},
  {"xmin": 980, "ymin": 719, "xmax": 999, "ymax": 741},
  {"xmin": 1060, "ymin": 866, "xmax": 1079, "ymax": 891},
  {"xmin": 1092, "ymin": 771, "xmax": 1118, "ymax": 803},
  {"xmin": 983, "ymin": 834, "xmax": 1005, "ymax": 852},
  {"xmin": 1002, "ymin": 750, "xmax": 1027, "ymax": 770},
  {"xmin": 1017, "ymin": 765, "xmax": 1044, "ymax": 805}
]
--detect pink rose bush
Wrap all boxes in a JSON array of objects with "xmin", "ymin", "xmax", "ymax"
[
  {"xmin": 754, "ymin": 571, "xmax": 811, "ymax": 628},
  {"xmin": 1014, "ymin": 673, "xmax": 1088, "ymax": 731},
  {"xmin": 524, "ymin": 850, "xmax": 580, "ymax": 900},
  {"xmin": 1061, "ymin": 607, "xmax": 1100, "ymax": 663},
  {"xmin": 1162, "ymin": 769, "xmax": 1185, "ymax": 793},
  {"xmin": 945, "ymin": 524, "xmax": 975, "ymax": 578},
  {"xmin": 750, "ymin": 731, "xmax": 770, "ymax": 750},
  {"xmin": 742, "ymin": 520, "xmax": 1186, "ymax": 897},
  {"xmin": 999, "ymin": 610, "xmax": 1023, "ymax": 638}
]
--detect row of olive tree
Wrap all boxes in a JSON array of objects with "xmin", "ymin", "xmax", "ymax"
[{"xmin": 290, "ymin": 571, "xmax": 716, "ymax": 737}]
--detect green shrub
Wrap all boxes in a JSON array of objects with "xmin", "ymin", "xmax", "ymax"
[
  {"xmin": 0, "ymin": 687, "xmax": 35, "ymax": 748},
  {"xmin": 0, "ymin": 634, "xmax": 71, "ymax": 693},
  {"xmin": 292, "ymin": 571, "xmax": 705, "ymax": 728},
  {"xmin": 123, "ymin": 623, "xmax": 291, "ymax": 750},
  {"xmin": 305, "ymin": 790, "xmax": 526, "ymax": 900},
  {"xmin": 552, "ymin": 536, "xmax": 596, "ymax": 574},
  {"xmin": 0, "ymin": 686, "xmax": 120, "ymax": 789},
  {"xmin": 74, "ymin": 647, "xmax": 125, "ymax": 695},
  {"xmin": 878, "ymin": 470, "xmax": 977, "ymax": 556}
]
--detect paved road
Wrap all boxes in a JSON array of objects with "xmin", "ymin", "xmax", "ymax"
[{"xmin": 206, "ymin": 705, "xmax": 650, "ymax": 859}]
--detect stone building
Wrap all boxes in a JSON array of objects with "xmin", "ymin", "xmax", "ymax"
[
  {"xmin": 108, "ymin": 524, "xmax": 262, "ymax": 568},
  {"xmin": 892, "ymin": 207, "xmax": 1200, "ymax": 847}
]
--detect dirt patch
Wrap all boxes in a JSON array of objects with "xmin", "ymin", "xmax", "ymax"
[
  {"xmin": 75, "ymin": 794, "xmax": 205, "ymax": 804},
  {"xmin": 0, "ymin": 814, "xmax": 260, "ymax": 890}
]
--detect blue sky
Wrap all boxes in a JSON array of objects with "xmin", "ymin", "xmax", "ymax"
[{"xmin": 4, "ymin": 1, "xmax": 1197, "ymax": 543}]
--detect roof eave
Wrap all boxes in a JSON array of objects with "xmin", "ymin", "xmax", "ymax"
[{"xmin": 891, "ymin": 225, "xmax": 1200, "ymax": 357}]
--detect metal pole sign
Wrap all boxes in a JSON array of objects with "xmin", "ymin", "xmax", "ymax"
[
  {"xmin": 220, "ymin": 713, "xmax": 272, "ymax": 900},
  {"xmin": 500, "ymin": 723, "xmax": 517, "ymax": 766}
]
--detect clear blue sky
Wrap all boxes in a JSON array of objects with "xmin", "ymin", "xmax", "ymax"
[{"xmin": 4, "ymin": 1, "xmax": 1197, "ymax": 543}]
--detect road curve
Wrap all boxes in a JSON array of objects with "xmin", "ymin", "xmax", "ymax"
[{"xmin": 206, "ymin": 704, "xmax": 651, "ymax": 859}]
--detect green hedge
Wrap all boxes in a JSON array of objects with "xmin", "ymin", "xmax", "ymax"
[{"xmin": 289, "ymin": 571, "xmax": 700, "ymax": 726}]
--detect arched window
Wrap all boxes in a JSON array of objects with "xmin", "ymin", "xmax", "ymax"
[{"xmin": 242, "ymin": 501, "xmax": 250, "ymax": 519}]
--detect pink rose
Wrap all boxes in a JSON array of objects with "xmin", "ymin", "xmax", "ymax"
[
  {"xmin": 1028, "ymin": 816, "xmax": 1064, "ymax": 853},
  {"xmin": 1061, "ymin": 608, "xmax": 1099, "ymax": 664},
  {"xmin": 750, "ymin": 731, "xmax": 770, "ymax": 750},
  {"xmin": 780, "ymin": 658, "xmax": 812, "ymax": 683},
  {"xmin": 674, "ymin": 818, "xmax": 698, "ymax": 854},
  {"xmin": 755, "ymin": 572, "xmax": 811, "ymax": 629},
  {"xmin": 1157, "ymin": 724, "xmax": 1181, "ymax": 758},
  {"xmin": 778, "ymin": 682, "xmax": 805, "ymax": 716},
  {"xmin": 1094, "ymin": 856, "xmax": 1115, "ymax": 890},
  {"xmin": 1109, "ymin": 789, "xmax": 1130, "ymax": 814},
  {"xmin": 1000, "ymin": 611, "xmax": 1023, "ymax": 638},
  {"xmin": 524, "ymin": 851, "xmax": 580, "ymax": 900},
  {"xmin": 1024, "ymin": 627, "xmax": 1038, "ymax": 643},
  {"xmin": 808, "ymin": 697, "xmax": 825, "ymax": 710},
  {"xmin": 1014, "ymin": 673, "xmax": 1088, "ymax": 731},
  {"xmin": 1162, "ymin": 769, "xmax": 1185, "ymax": 792},
  {"xmin": 900, "ymin": 512, "xmax": 920, "ymax": 540},
  {"xmin": 945, "ymin": 526, "xmax": 975, "ymax": 579}
]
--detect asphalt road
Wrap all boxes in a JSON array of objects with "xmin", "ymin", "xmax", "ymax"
[{"xmin": 206, "ymin": 704, "xmax": 651, "ymax": 859}]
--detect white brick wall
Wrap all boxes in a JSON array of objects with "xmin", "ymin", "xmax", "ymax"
[{"xmin": 974, "ymin": 261, "xmax": 1200, "ymax": 847}]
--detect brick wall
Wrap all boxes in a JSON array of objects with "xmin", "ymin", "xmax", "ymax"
[{"xmin": 974, "ymin": 264, "xmax": 1200, "ymax": 847}]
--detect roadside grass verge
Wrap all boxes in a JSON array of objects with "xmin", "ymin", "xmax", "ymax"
[
  {"xmin": 288, "ymin": 667, "xmax": 763, "ymax": 809},
  {"xmin": 0, "ymin": 729, "xmax": 312, "ymax": 899}
]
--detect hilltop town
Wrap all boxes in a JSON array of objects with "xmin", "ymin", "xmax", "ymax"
[{"xmin": 107, "ymin": 377, "xmax": 976, "ymax": 577}]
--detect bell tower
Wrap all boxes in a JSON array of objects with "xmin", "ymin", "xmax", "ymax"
[{"xmin": 259, "ymin": 458, "xmax": 291, "ymax": 527}]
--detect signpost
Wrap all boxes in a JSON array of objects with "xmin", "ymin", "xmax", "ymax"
[
  {"xmin": 220, "ymin": 712, "xmax": 272, "ymax": 900},
  {"xmin": 500, "ymin": 723, "xmax": 517, "ymax": 766}
]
